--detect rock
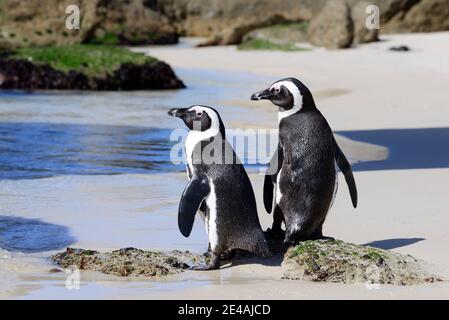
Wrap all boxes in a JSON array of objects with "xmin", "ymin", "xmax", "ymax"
[
  {"xmin": 389, "ymin": 45, "xmax": 411, "ymax": 51},
  {"xmin": 0, "ymin": 58, "xmax": 185, "ymax": 90},
  {"xmin": 381, "ymin": 0, "xmax": 449, "ymax": 33},
  {"xmin": 89, "ymin": 0, "xmax": 178, "ymax": 45},
  {"xmin": 51, "ymin": 241, "xmax": 442, "ymax": 284},
  {"xmin": 282, "ymin": 239, "xmax": 441, "ymax": 285},
  {"xmin": 0, "ymin": 0, "xmax": 102, "ymax": 49},
  {"xmin": 162, "ymin": 0, "xmax": 325, "ymax": 46},
  {"xmin": 48, "ymin": 268, "xmax": 63, "ymax": 273},
  {"xmin": 307, "ymin": 0, "xmax": 354, "ymax": 49},
  {"xmin": 161, "ymin": 0, "xmax": 449, "ymax": 47},
  {"xmin": 2, "ymin": 1, "xmax": 448, "ymax": 49},
  {"xmin": 0, "ymin": 46, "xmax": 185, "ymax": 90},
  {"xmin": 242, "ymin": 22, "xmax": 309, "ymax": 46},
  {"xmin": 51, "ymin": 247, "xmax": 207, "ymax": 277},
  {"xmin": 351, "ymin": 1, "xmax": 379, "ymax": 43},
  {"xmin": 0, "ymin": 0, "xmax": 179, "ymax": 49}
]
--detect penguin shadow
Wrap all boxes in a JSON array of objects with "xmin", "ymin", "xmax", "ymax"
[
  {"xmin": 0, "ymin": 215, "xmax": 76, "ymax": 253},
  {"xmin": 219, "ymin": 233, "xmax": 290, "ymax": 269},
  {"xmin": 364, "ymin": 238, "xmax": 425, "ymax": 250},
  {"xmin": 338, "ymin": 127, "xmax": 449, "ymax": 171}
]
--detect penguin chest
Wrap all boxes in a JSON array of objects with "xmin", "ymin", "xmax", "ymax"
[
  {"xmin": 329, "ymin": 161, "xmax": 339, "ymax": 209},
  {"xmin": 204, "ymin": 178, "xmax": 219, "ymax": 251},
  {"xmin": 274, "ymin": 168, "xmax": 283, "ymax": 205}
]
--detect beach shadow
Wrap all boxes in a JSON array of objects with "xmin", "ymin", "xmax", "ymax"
[
  {"xmin": 337, "ymin": 127, "xmax": 449, "ymax": 171},
  {"xmin": 0, "ymin": 215, "xmax": 76, "ymax": 253},
  {"xmin": 220, "ymin": 236, "xmax": 288, "ymax": 269},
  {"xmin": 364, "ymin": 238, "xmax": 425, "ymax": 250}
]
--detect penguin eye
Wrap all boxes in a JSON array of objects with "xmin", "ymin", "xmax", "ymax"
[
  {"xmin": 196, "ymin": 111, "xmax": 203, "ymax": 117},
  {"xmin": 274, "ymin": 88, "xmax": 281, "ymax": 94}
]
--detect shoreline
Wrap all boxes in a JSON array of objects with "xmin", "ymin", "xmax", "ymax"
[{"xmin": 1, "ymin": 32, "xmax": 449, "ymax": 299}]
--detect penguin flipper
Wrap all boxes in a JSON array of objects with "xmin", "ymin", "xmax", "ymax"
[
  {"xmin": 263, "ymin": 174, "xmax": 274, "ymax": 213},
  {"xmin": 333, "ymin": 138, "xmax": 358, "ymax": 208},
  {"xmin": 263, "ymin": 145, "xmax": 284, "ymax": 213},
  {"xmin": 179, "ymin": 174, "xmax": 210, "ymax": 237}
]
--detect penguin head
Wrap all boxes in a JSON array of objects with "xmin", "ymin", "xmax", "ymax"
[
  {"xmin": 251, "ymin": 77, "xmax": 316, "ymax": 119},
  {"xmin": 168, "ymin": 105, "xmax": 225, "ymax": 137}
]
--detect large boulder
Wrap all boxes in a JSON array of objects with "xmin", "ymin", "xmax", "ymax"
[
  {"xmin": 90, "ymin": 0, "xmax": 178, "ymax": 45},
  {"xmin": 351, "ymin": 1, "xmax": 379, "ymax": 44},
  {"xmin": 0, "ymin": 0, "xmax": 178, "ymax": 49},
  {"xmin": 160, "ymin": 0, "xmax": 449, "ymax": 47},
  {"xmin": 160, "ymin": 0, "xmax": 325, "ymax": 45},
  {"xmin": 242, "ymin": 22, "xmax": 309, "ymax": 46},
  {"xmin": 0, "ymin": 45, "xmax": 185, "ymax": 90},
  {"xmin": 307, "ymin": 0, "xmax": 354, "ymax": 49},
  {"xmin": 0, "ymin": 0, "xmax": 101, "ymax": 49},
  {"xmin": 382, "ymin": 0, "xmax": 449, "ymax": 33}
]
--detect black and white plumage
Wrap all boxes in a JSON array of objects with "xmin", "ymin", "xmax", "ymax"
[
  {"xmin": 168, "ymin": 105, "xmax": 270, "ymax": 270},
  {"xmin": 251, "ymin": 78, "xmax": 357, "ymax": 243}
]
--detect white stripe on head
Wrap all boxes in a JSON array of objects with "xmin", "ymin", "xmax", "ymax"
[
  {"xmin": 185, "ymin": 106, "xmax": 221, "ymax": 175},
  {"xmin": 270, "ymin": 80, "xmax": 303, "ymax": 123}
]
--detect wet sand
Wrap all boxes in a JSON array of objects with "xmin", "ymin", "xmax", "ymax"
[
  {"xmin": 2, "ymin": 32, "xmax": 449, "ymax": 299},
  {"xmin": 131, "ymin": 32, "xmax": 449, "ymax": 299}
]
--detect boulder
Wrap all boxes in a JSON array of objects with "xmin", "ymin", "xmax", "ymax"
[
  {"xmin": 0, "ymin": 0, "xmax": 178, "ymax": 49},
  {"xmin": 383, "ymin": 0, "xmax": 449, "ymax": 33},
  {"xmin": 51, "ymin": 247, "xmax": 206, "ymax": 277},
  {"xmin": 89, "ymin": 0, "xmax": 178, "ymax": 45},
  {"xmin": 307, "ymin": 0, "xmax": 354, "ymax": 49},
  {"xmin": 351, "ymin": 1, "xmax": 379, "ymax": 43},
  {"xmin": 0, "ymin": 45, "xmax": 185, "ymax": 90},
  {"xmin": 242, "ymin": 22, "xmax": 309, "ymax": 45},
  {"xmin": 0, "ymin": 0, "xmax": 102, "ymax": 49},
  {"xmin": 161, "ymin": 0, "xmax": 325, "ymax": 45},
  {"xmin": 51, "ymin": 240, "xmax": 442, "ymax": 285},
  {"xmin": 282, "ymin": 239, "xmax": 441, "ymax": 285}
]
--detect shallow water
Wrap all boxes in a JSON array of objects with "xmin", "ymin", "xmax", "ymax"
[
  {"xmin": 0, "ymin": 65, "xmax": 386, "ymax": 299},
  {"xmin": 0, "ymin": 68, "xmax": 277, "ymax": 181},
  {"xmin": 0, "ymin": 67, "xmax": 280, "ymax": 298}
]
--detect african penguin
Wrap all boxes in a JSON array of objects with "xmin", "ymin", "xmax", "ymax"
[
  {"xmin": 251, "ymin": 78, "xmax": 358, "ymax": 243},
  {"xmin": 168, "ymin": 105, "xmax": 270, "ymax": 270}
]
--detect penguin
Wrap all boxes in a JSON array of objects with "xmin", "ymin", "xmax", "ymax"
[
  {"xmin": 168, "ymin": 105, "xmax": 270, "ymax": 270},
  {"xmin": 250, "ymin": 77, "xmax": 358, "ymax": 243}
]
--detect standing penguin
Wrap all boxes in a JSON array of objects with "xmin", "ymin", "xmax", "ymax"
[
  {"xmin": 251, "ymin": 78, "xmax": 357, "ymax": 243},
  {"xmin": 168, "ymin": 105, "xmax": 270, "ymax": 270}
]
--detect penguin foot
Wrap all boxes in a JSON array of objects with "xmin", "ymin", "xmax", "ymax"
[
  {"xmin": 310, "ymin": 229, "xmax": 334, "ymax": 241},
  {"xmin": 316, "ymin": 235, "xmax": 335, "ymax": 241},
  {"xmin": 190, "ymin": 254, "xmax": 221, "ymax": 271},
  {"xmin": 189, "ymin": 264, "xmax": 220, "ymax": 271},
  {"xmin": 220, "ymin": 249, "xmax": 236, "ymax": 260},
  {"xmin": 283, "ymin": 238, "xmax": 299, "ymax": 246},
  {"xmin": 266, "ymin": 227, "xmax": 285, "ymax": 240}
]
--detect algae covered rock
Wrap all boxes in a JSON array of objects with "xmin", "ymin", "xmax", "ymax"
[
  {"xmin": 0, "ymin": 45, "xmax": 185, "ymax": 90},
  {"xmin": 282, "ymin": 239, "xmax": 440, "ymax": 285},
  {"xmin": 51, "ymin": 247, "xmax": 206, "ymax": 277},
  {"xmin": 242, "ymin": 22, "xmax": 309, "ymax": 46}
]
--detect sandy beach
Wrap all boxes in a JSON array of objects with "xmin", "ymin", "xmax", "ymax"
[{"xmin": 1, "ymin": 31, "xmax": 449, "ymax": 299}]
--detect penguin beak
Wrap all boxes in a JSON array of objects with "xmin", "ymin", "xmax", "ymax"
[
  {"xmin": 251, "ymin": 88, "xmax": 272, "ymax": 101},
  {"xmin": 167, "ymin": 108, "xmax": 188, "ymax": 118}
]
